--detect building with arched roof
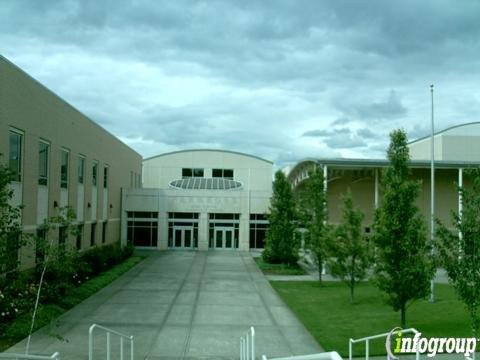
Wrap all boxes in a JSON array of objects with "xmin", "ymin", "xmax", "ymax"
[
  {"xmin": 288, "ymin": 123, "xmax": 480, "ymax": 234},
  {"xmin": 122, "ymin": 149, "xmax": 273, "ymax": 251}
]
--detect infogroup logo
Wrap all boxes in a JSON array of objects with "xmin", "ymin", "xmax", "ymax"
[{"xmin": 385, "ymin": 327, "xmax": 478, "ymax": 359}]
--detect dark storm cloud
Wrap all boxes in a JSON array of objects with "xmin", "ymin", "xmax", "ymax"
[
  {"xmin": 335, "ymin": 90, "xmax": 407, "ymax": 123},
  {"xmin": 2, "ymin": 0, "xmax": 480, "ymax": 166},
  {"xmin": 302, "ymin": 128, "xmax": 350, "ymax": 137}
]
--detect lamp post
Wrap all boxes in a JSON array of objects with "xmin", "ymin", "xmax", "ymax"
[{"xmin": 429, "ymin": 84, "xmax": 435, "ymax": 303}]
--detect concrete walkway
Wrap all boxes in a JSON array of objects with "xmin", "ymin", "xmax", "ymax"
[{"xmin": 6, "ymin": 251, "xmax": 322, "ymax": 359}]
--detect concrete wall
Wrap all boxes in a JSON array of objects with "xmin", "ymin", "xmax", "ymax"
[
  {"xmin": 0, "ymin": 56, "xmax": 143, "ymax": 269},
  {"xmin": 143, "ymin": 150, "xmax": 273, "ymax": 191},
  {"xmin": 125, "ymin": 150, "xmax": 273, "ymax": 251}
]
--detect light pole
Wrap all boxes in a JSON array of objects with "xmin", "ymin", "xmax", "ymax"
[{"xmin": 429, "ymin": 84, "xmax": 435, "ymax": 303}]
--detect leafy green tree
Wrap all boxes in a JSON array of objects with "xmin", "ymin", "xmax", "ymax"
[
  {"xmin": 328, "ymin": 191, "xmax": 370, "ymax": 303},
  {"xmin": 373, "ymin": 129, "xmax": 435, "ymax": 327},
  {"xmin": 263, "ymin": 170, "xmax": 298, "ymax": 265},
  {"xmin": 0, "ymin": 160, "xmax": 24, "ymax": 277},
  {"xmin": 297, "ymin": 167, "xmax": 330, "ymax": 284},
  {"xmin": 436, "ymin": 168, "xmax": 480, "ymax": 338}
]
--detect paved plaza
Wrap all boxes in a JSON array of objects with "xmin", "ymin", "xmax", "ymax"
[{"xmin": 7, "ymin": 251, "xmax": 322, "ymax": 359}]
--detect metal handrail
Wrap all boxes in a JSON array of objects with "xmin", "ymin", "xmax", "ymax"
[
  {"xmin": 261, "ymin": 351, "xmax": 343, "ymax": 360},
  {"xmin": 240, "ymin": 326, "xmax": 255, "ymax": 360},
  {"xmin": 0, "ymin": 353, "xmax": 60, "ymax": 359},
  {"xmin": 349, "ymin": 328, "xmax": 420, "ymax": 360},
  {"xmin": 88, "ymin": 324, "xmax": 134, "ymax": 360}
]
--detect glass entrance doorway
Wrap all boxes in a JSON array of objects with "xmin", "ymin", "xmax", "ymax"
[
  {"xmin": 214, "ymin": 227, "xmax": 234, "ymax": 249},
  {"xmin": 173, "ymin": 226, "xmax": 193, "ymax": 249}
]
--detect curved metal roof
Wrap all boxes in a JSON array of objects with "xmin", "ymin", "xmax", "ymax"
[
  {"xmin": 408, "ymin": 121, "xmax": 480, "ymax": 144},
  {"xmin": 169, "ymin": 178, "xmax": 243, "ymax": 190},
  {"xmin": 144, "ymin": 149, "xmax": 273, "ymax": 164}
]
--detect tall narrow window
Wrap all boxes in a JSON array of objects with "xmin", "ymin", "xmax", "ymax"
[
  {"xmin": 38, "ymin": 142, "xmax": 49, "ymax": 185},
  {"xmin": 60, "ymin": 150, "xmax": 69, "ymax": 188},
  {"xmin": 92, "ymin": 161, "xmax": 98, "ymax": 186},
  {"xmin": 90, "ymin": 222, "xmax": 96, "ymax": 246},
  {"xmin": 76, "ymin": 224, "xmax": 83, "ymax": 250},
  {"xmin": 78, "ymin": 156, "xmax": 85, "ymax": 184},
  {"xmin": 59, "ymin": 226, "xmax": 67, "ymax": 254},
  {"xmin": 9, "ymin": 130, "xmax": 22, "ymax": 182},
  {"xmin": 102, "ymin": 221, "xmax": 107, "ymax": 243},
  {"xmin": 103, "ymin": 166, "xmax": 108, "ymax": 188}
]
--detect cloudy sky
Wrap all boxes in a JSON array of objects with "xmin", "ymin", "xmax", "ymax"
[{"xmin": 2, "ymin": 0, "xmax": 480, "ymax": 167}]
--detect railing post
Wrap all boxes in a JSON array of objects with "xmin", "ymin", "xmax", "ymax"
[
  {"xmin": 365, "ymin": 339, "xmax": 369, "ymax": 360},
  {"xmin": 240, "ymin": 338, "xmax": 244, "ymax": 360},
  {"xmin": 349, "ymin": 339, "xmax": 352, "ymax": 360},
  {"xmin": 250, "ymin": 327, "xmax": 255, "ymax": 360},
  {"xmin": 120, "ymin": 336, "xmax": 124, "ymax": 360},
  {"xmin": 246, "ymin": 333, "xmax": 250, "ymax": 360},
  {"xmin": 130, "ymin": 336, "xmax": 134, "ymax": 360},
  {"xmin": 106, "ymin": 332, "xmax": 111, "ymax": 360},
  {"xmin": 88, "ymin": 324, "xmax": 95, "ymax": 360}
]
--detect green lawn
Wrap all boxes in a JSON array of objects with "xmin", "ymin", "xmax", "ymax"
[
  {"xmin": 254, "ymin": 257, "xmax": 307, "ymax": 275},
  {"xmin": 270, "ymin": 281, "xmax": 471, "ymax": 357},
  {"xmin": 0, "ymin": 256, "xmax": 144, "ymax": 351}
]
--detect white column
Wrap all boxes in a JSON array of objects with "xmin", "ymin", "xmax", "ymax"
[
  {"xmin": 374, "ymin": 168, "xmax": 379, "ymax": 209},
  {"xmin": 198, "ymin": 212, "xmax": 209, "ymax": 251},
  {"xmin": 158, "ymin": 212, "xmax": 168, "ymax": 250}
]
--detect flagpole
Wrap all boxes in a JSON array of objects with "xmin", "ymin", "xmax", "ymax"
[{"xmin": 429, "ymin": 84, "xmax": 435, "ymax": 303}]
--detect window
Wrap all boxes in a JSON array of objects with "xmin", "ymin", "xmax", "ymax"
[
  {"xmin": 103, "ymin": 166, "xmax": 108, "ymax": 188},
  {"xmin": 38, "ymin": 141, "xmax": 49, "ymax": 185},
  {"xmin": 102, "ymin": 221, "xmax": 107, "ymax": 243},
  {"xmin": 59, "ymin": 226, "xmax": 67, "ymax": 254},
  {"xmin": 127, "ymin": 212, "xmax": 158, "ymax": 247},
  {"xmin": 182, "ymin": 168, "xmax": 192, "ymax": 178},
  {"xmin": 60, "ymin": 150, "xmax": 69, "ymax": 189},
  {"xmin": 9, "ymin": 130, "xmax": 22, "ymax": 182},
  {"xmin": 76, "ymin": 224, "xmax": 83, "ymax": 250},
  {"xmin": 36, "ymin": 228, "xmax": 47, "ymax": 265},
  {"xmin": 182, "ymin": 168, "xmax": 204, "ymax": 178},
  {"xmin": 90, "ymin": 222, "xmax": 96, "ymax": 246},
  {"xmin": 212, "ymin": 169, "xmax": 234, "ymax": 179},
  {"xmin": 249, "ymin": 214, "xmax": 269, "ymax": 249},
  {"xmin": 78, "ymin": 156, "xmax": 85, "ymax": 184},
  {"xmin": 92, "ymin": 161, "xmax": 98, "ymax": 186}
]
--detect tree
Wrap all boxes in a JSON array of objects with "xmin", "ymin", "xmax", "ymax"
[
  {"xmin": 436, "ymin": 168, "xmax": 480, "ymax": 338},
  {"xmin": 0, "ymin": 160, "xmax": 24, "ymax": 277},
  {"xmin": 373, "ymin": 129, "xmax": 435, "ymax": 327},
  {"xmin": 297, "ymin": 167, "xmax": 330, "ymax": 284},
  {"xmin": 328, "ymin": 191, "xmax": 370, "ymax": 303},
  {"xmin": 263, "ymin": 170, "xmax": 298, "ymax": 265}
]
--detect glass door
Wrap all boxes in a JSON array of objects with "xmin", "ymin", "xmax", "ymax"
[
  {"xmin": 173, "ymin": 227, "xmax": 193, "ymax": 249},
  {"xmin": 214, "ymin": 228, "xmax": 235, "ymax": 249}
]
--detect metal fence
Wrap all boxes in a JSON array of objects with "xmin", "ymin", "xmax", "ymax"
[
  {"xmin": 0, "ymin": 353, "xmax": 60, "ymax": 360},
  {"xmin": 88, "ymin": 324, "xmax": 134, "ymax": 360},
  {"xmin": 240, "ymin": 326, "xmax": 255, "ymax": 360}
]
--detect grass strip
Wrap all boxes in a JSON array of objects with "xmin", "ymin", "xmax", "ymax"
[{"xmin": 270, "ymin": 281, "xmax": 471, "ymax": 357}]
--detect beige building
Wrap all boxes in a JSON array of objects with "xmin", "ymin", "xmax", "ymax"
[
  {"xmin": 288, "ymin": 123, "xmax": 480, "ymax": 233},
  {"xmin": 0, "ymin": 55, "xmax": 142, "ymax": 269},
  {"xmin": 122, "ymin": 150, "xmax": 272, "ymax": 251}
]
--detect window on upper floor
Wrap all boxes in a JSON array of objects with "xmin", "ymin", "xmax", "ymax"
[
  {"xmin": 103, "ymin": 166, "xmax": 108, "ymax": 188},
  {"xmin": 182, "ymin": 168, "xmax": 204, "ymax": 178},
  {"xmin": 212, "ymin": 168, "xmax": 234, "ymax": 179},
  {"xmin": 60, "ymin": 149, "xmax": 69, "ymax": 189},
  {"xmin": 38, "ymin": 141, "xmax": 49, "ymax": 186},
  {"xmin": 92, "ymin": 161, "xmax": 98, "ymax": 187},
  {"xmin": 9, "ymin": 130, "xmax": 23, "ymax": 182},
  {"xmin": 78, "ymin": 156, "xmax": 85, "ymax": 184}
]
